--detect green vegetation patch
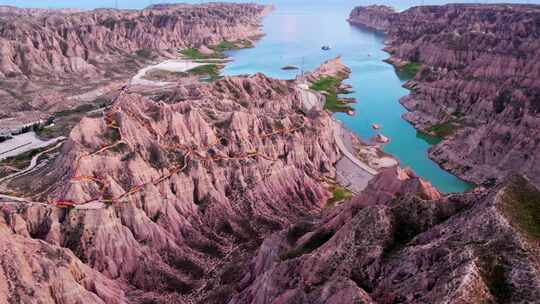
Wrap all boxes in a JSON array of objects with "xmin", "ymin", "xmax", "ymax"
[
  {"xmin": 0, "ymin": 147, "xmax": 47, "ymax": 172},
  {"xmin": 416, "ymin": 131, "xmax": 443, "ymax": 145},
  {"xmin": 144, "ymin": 69, "xmax": 187, "ymax": 81},
  {"xmin": 310, "ymin": 76, "xmax": 339, "ymax": 92},
  {"xmin": 500, "ymin": 175, "xmax": 540, "ymax": 240},
  {"xmin": 426, "ymin": 121, "xmax": 457, "ymax": 138},
  {"xmin": 210, "ymin": 39, "xmax": 253, "ymax": 52},
  {"xmin": 180, "ymin": 48, "xmax": 223, "ymax": 60},
  {"xmin": 479, "ymin": 256, "xmax": 513, "ymax": 303},
  {"xmin": 180, "ymin": 40, "xmax": 253, "ymax": 60},
  {"xmin": 399, "ymin": 62, "xmax": 422, "ymax": 79},
  {"xmin": 326, "ymin": 185, "xmax": 353, "ymax": 208},
  {"xmin": 187, "ymin": 64, "xmax": 221, "ymax": 81},
  {"xmin": 280, "ymin": 229, "xmax": 335, "ymax": 260},
  {"xmin": 310, "ymin": 76, "xmax": 354, "ymax": 113}
]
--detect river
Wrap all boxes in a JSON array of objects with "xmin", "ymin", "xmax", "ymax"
[{"xmin": 221, "ymin": 3, "xmax": 473, "ymax": 193}]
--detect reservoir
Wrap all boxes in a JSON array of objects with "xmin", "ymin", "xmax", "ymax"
[{"xmin": 222, "ymin": 3, "xmax": 472, "ymax": 193}]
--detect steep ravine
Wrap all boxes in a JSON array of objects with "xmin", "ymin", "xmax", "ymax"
[
  {"xmin": 0, "ymin": 59, "xmax": 351, "ymax": 303},
  {"xmin": 348, "ymin": 4, "xmax": 540, "ymax": 188}
]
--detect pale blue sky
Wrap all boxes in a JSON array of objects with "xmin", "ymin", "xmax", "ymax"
[{"xmin": 1, "ymin": 0, "xmax": 539, "ymax": 10}]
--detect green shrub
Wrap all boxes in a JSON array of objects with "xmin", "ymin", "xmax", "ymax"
[
  {"xmin": 427, "ymin": 121, "xmax": 456, "ymax": 138},
  {"xmin": 280, "ymin": 229, "xmax": 335, "ymax": 260},
  {"xmin": 400, "ymin": 62, "xmax": 422, "ymax": 78},
  {"xmin": 310, "ymin": 76, "xmax": 354, "ymax": 113},
  {"xmin": 180, "ymin": 48, "xmax": 222, "ymax": 60},
  {"xmin": 501, "ymin": 175, "xmax": 540, "ymax": 240},
  {"xmin": 187, "ymin": 64, "xmax": 221, "ymax": 81},
  {"xmin": 326, "ymin": 186, "xmax": 352, "ymax": 207}
]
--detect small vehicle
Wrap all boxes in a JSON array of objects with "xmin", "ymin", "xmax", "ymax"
[{"xmin": 55, "ymin": 200, "xmax": 76, "ymax": 209}]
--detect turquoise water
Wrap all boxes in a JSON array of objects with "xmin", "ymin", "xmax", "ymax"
[
  {"xmin": 7, "ymin": 0, "xmax": 476, "ymax": 193},
  {"xmin": 222, "ymin": 5, "xmax": 472, "ymax": 193}
]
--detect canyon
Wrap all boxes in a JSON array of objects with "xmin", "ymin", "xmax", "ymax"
[
  {"xmin": 0, "ymin": 3, "xmax": 538, "ymax": 304},
  {"xmin": 0, "ymin": 3, "xmax": 269, "ymax": 123},
  {"xmin": 349, "ymin": 4, "xmax": 540, "ymax": 188},
  {"xmin": 0, "ymin": 57, "xmax": 379, "ymax": 303}
]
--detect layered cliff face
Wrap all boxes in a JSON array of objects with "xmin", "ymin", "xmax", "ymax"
[
  {"xmin": 0, "ymin": 60, "xmax": 350, "ymax": 303},
  {"xmin": 349, "ymin": 4, "xmax": 540, "ymax": 187},
  {"xmin": 0, "ymin": 3, "xmax": 268, "ymax": 119},
  {"xmin": 231, "ymin": 173, "xmax": 540, "ymax": 304}
]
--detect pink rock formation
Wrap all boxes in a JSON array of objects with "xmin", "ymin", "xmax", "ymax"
[
  {"xmin": 373, "ymin": 133, "xmax": 390, "ymax": 144},
  {"xmin": 349, "ymin": 4, "xmax": 540, "ymax": 188},
  {"xmin": 2, "ymin": 60, "xmax": 350, "ymax": 303},
  {"xmin": 0, "ymin": 205, "xmax": 127, "ymax": 303},
  {"xmin": 0, "ymin": 3, "xmax": 269, "ymax": 120},
  {"xmin": 230, "ymin": 174, "xmax": 540, "ymax": 304},
  {"xmin": 2, "ymin": 56, "xmax": 538, "ymax": 303}
]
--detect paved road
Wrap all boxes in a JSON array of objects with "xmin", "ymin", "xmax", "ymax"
[
  {"xmin": 0, "ymin": 140, "xmax": 66, "ymax": 184},
  {"xmin": 0, "ymin": 132, "xmax": 65, "ymax": 161},
  {"xmin": 132, "ymin": 59, "xmax": 207, "ymax": 86},
  {"xmin": 331, "ymin": 120, "xmax": 378, "ymax": 176}
]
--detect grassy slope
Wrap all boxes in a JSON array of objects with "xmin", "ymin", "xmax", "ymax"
[
  {"xmin": 309, "ymin": 76, "xmax": 354, "ymax": 113},
  {"xmin": 180, "ymin": 40, "xmax": 254, "ymax": 60},
  {"xmin": 400, "ymin": 62, "xmax": 422, "ymax": 78},
  {"xmin": 500, "ymin": 175, "xmax": 540, "ymax": 241},
  {"xmin": 187, "ymin": 64, "xmax": 221, "ymax": 81},
  {"xmin": 326, "ymin": 185, "xmax": 353, "ymax": 208}
]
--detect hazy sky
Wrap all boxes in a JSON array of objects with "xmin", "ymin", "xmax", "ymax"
[{"xmin": 1, "ymin": 0, "xmax": 539, "ymax": 10}]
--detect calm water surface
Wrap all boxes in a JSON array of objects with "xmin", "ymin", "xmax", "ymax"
[
  {"xmin": 5, "ymin": 0, "xmax": 492, "ymax": 193},
  {"xmin": 222, "ymin": 4, "xmax": 473, "ymax": 193}
]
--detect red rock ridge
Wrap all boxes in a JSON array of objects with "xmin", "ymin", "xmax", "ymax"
[
  {"xmin": 230, "ymin": 174, "xmax": 540, "ymax": 304},
  {"xmin": 348, "ymin": 4, "xmax": 540, "ymax": 188},
  {"xmin": 0, "ymin": 60, "xmax": 350, "ymax": 303}
]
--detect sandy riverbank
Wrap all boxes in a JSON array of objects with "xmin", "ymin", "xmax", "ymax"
[{"xmin": 131, "ymin": 59, "xmax": 207, "ymax": 86}]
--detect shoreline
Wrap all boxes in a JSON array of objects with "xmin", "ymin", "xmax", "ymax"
[{"xmin": 346, "ymin": 18, "xmax": 476, "ymax": 190}]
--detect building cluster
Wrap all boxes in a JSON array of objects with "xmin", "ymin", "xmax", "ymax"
[{"xmin": 0, "ymin": 115, "xmax": 53, "ymax": 141}]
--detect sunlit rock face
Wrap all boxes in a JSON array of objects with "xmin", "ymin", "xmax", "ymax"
[{"xmin": 349, "ymin": 4, "xmax": 540, "ymax": 187}]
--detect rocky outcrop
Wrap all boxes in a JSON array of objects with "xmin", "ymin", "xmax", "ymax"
[
  {"xmin": 0, "ymin": 3, "xmax": 268, "ymax": 120},
  {"xmin": 231, "ymin": 173, "xmax": 540, "ymax": 304},
  {"xmin": 348, "ymin": 4, "xmax": 540, "ymax": 187},
  {"xmin": 0, "ymin": 204, "xmax": 126, "ymax": 304},
  {"xmin": 0, "ymin": 6, "xmax": 83, "ymax": 16},
  {"xmin": 1, "ymin": 60, "xmax": 349, "ymax": 303},
  {"xmin": 2, "ymin": 52, "xmax": 538, "ymax": 303}
]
